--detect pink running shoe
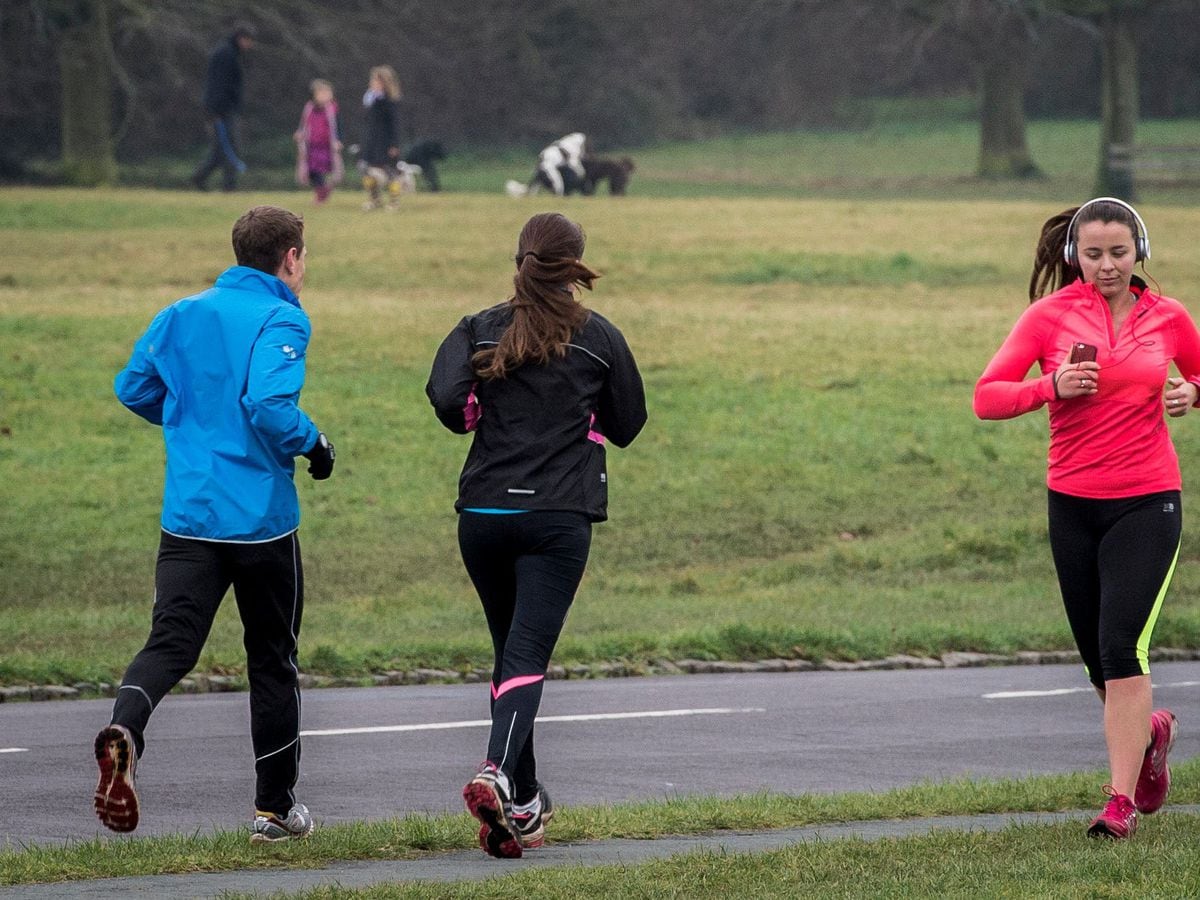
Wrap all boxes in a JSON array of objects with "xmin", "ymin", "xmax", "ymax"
[
  {"xmin": 1087, "ymin": 786, "xmax": 1138, "ymax": 839},
  {"xmin": 1135, "ymin": 709, "xmax": 1178, "ymax": 814},
  {"xmin": 94, "ymin": 724, "xmax": 139, "ymax": 833},
  {"xmin": 463, "ymin": 762, "xmax": 522, "ymax": 859}
]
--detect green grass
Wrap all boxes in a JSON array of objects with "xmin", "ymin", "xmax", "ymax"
[
  {"xmin": 716, "ymin": 251, "xmax": 1001, "ymax": 287},
  {"xmin": 5, "ymin": 123, "xmax": 1200, "ymax": 687},
  {"xmin": 100, "ymin": 116, "xmax": 1200, "ymax": 203},
  {"xmin": 268, "ymin": 816, "xmax": 1200, "ymax": 899},
  {"xmin": 4, "ymin": 760, "xmax": 1199, "ymax": 885},
  {"xmin": 591, "ymin": 117, "xmax": 1200, "ymax": 202}
]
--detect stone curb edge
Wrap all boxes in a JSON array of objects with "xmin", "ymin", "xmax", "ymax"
[{"xmin": 4, "ymin": 647, "xmax": 1200, "ymax": 703}]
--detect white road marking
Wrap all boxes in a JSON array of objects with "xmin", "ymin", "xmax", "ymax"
[
  {"xmin": 0, "ymin": 748, "xmax": 29, "ymax": 754},
  {"xmin": 983, "ymin": 688, "xmax": 1091, "ymax": 699},
  {"xmin": 984, "ymin": 679, "xmax": 1200, "ymax": 700},
  {"xmin": 301, "ymin": 706, "xmax": 766, "ymax": 738}
]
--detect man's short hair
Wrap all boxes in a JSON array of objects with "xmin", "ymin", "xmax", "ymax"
[{"xmin": 232, "ymin": 206, "xmax": 304, "ymax": 274}]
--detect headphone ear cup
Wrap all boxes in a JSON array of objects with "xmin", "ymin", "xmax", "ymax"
[{"xmin": 1064, "ymin": 240, "xmax": 1076, "ymax": 268}]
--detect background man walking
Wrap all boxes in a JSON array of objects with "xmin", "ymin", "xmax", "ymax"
[{"xmin": 191, "ymin": 24, "xmax": 256, "ymax": 191}]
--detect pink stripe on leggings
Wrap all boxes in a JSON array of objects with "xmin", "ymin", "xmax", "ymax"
[{"xmin": 491, "ymin": 674, "xmax": 545, "ymax": 700}]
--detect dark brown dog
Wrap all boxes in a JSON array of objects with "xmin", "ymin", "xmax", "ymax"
[{"xmin": 581, "ymin": 156, "xmax": 635, "ymax": 195}]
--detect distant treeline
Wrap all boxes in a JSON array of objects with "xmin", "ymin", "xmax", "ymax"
[{"xmin": 3, "ymin": 0, "xmax": 1200, "ymax": 165}]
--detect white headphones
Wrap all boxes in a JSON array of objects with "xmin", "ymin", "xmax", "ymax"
[{"xmin": 1064, "ymin": 196, "xmax": 1150, "ymax": 267}]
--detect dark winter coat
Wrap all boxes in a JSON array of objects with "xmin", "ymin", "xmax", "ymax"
[
  {"xmin": 202, "ymin": 36, "xmax": 244, "ymax": 117},
  {"xmin": 362, "ymin": 94, "xmax": 402, "ymax": 166}
]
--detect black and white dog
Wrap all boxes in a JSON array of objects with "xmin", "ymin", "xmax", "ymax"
[
  {"xmin": 506, "ymin": 135, "xmax": 635, "ymax": 197},
  {"xmin": 507, "ymin": 132, "xmax": 588, "ymax": 197},
  {"xmin": 512, "ymin": 155, "xmax": 636, "ymax": 197}
]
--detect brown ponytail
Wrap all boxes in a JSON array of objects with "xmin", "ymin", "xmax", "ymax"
[
  {"xmin": 1028, "ymin": 208, "xmax": 1076, "ymax": 302},
  {"xmin": 473, "ymin": 213, "xmax": 599, "ymax": 380}
]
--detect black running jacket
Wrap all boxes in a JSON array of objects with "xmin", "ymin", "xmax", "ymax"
[{"xmin": 427, "ymin": 303, "xmax": 647, "ymax": 521}]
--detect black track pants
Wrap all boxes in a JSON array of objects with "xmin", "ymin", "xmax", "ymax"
[
  {"xmin": 110, "ymin": 530, "xmax": 304, "ymax": 816},
  {"xmin": 1047, "ymin": 489, "xmax": 1181, "ymax": 687},
  {"xmin": 458, "ymin": 511, "xmax": 591, "ymax": 803}
]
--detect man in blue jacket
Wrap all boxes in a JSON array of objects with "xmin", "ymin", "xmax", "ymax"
[
  {"xmin": 93, "ymin": 206, "xmax": 335, "ymax": 843},
  {"xmin": 191, "ymin": 24, "xmax": 255, "ymax": 191}
]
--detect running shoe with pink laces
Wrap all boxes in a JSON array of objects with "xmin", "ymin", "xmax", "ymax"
[
  {"xmin": 1087, "ymin": 785, "xmax": 1138, "ymax": 839},
  {"xmin": 1134, "ymin": 709, "xmax": 1178, "ymax": 815},
  {"xmin": 512, "ymin": 783, "xmax": 554, "ymax": 849},
  {"xmin": 463, "ymin": 762, "xmax": 523, "ymax": 859},
  {"xmin": 93, "ymin": 724, "xmax": 139, "ymax": 833},
  {"xmin": 250, "ymin": 803, "xmax": 315, "ymax": 843}
]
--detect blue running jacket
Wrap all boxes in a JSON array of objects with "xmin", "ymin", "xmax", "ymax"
[{"xmin": 115, "ymin": 266, "xmax": 320, "ymax": 542}]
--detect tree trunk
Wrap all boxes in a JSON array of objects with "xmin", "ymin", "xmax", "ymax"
[
  {"xmin": 58, "ymin": 0, "xmax": 117, "ymax": 186},
  {"xmin": 975, "ymin": 5, "xmax": 1040, "ymax": 181},
  {"xmin": 1096, "ymin": 5, "xmax": 1138, "ymax": 199},
  {"xmin": 977, "ymin": 58, "xmax": 1040, "ymax": 178}
]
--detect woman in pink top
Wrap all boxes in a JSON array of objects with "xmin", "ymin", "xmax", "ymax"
[
  {"xmin": 294, "ymin": 79, "xmax": 344, "ymax": 204},
  {"xmin": 975, "ymin": 198, "xmax": 1196, "ymax": 840}
]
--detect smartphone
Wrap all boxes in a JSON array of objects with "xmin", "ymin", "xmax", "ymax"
[{"xmin": 1069, "ymin": 342, "xmax": 1098, "ymax": 364}]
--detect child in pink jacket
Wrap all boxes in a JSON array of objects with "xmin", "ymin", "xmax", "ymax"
[{"xmin": 294, "ymin": 79, "xmax": 344, "ymax": 203}]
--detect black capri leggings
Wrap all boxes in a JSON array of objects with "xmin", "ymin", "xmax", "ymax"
[
  {"xmin": 1047, "ymin": 489, "xmax": 1180, "ymax": 688},
  {"xmin": 458, "ymin": 510, "xmax": 591, "ymax": 803}
]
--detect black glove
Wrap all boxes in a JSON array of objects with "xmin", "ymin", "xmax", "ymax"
[{"xmin": 303, "ymin": 432, "xmax": 335, "ymax": 480}]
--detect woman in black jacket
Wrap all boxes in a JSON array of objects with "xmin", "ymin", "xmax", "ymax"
[
  {"xmin": 427, "ymin": 212, "xmax": 647, "ymax": 859},
  {"xmin": 359, "ymin": 65, "xmax": 403, "ymax": 209}
]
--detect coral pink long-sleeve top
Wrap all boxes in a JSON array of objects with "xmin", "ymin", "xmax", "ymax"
[{"xmin": 974, "ymin": 278, "xmax": 1200, "ymax": 499}]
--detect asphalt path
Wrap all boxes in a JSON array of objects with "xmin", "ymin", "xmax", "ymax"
[{"xmin": 2, "ymin": 662, "xmax": 1198, "ymax": 847}]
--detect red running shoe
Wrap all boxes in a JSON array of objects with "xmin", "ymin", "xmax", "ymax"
[
  {"xmin": 1135, "ymin": 709, "xmax": 1178, "ymax": 815},
  {"xmin": 1087, "ymin": 786, "xmax": 1138, "ymax": 839},
  {"xmin": 463, "ymin": 762, "xmax": 522, "ymax": 859},
  {"xmin": 93, "ymin": 725, "xmax": 139, "ymax": 833}
]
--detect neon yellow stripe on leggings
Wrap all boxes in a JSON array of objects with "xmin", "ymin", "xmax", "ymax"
[{"xmin": 1136, "ymin": 538, "xmax": 1181, "ymax": 674}]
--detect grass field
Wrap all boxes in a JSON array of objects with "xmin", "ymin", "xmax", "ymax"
[
  {"xmin": 443, "ymin": 118, "xmax": 1200, "ymax": 203},
  {"xmin": 120, "ymin": 115, "xmax": 1200, "ymax": 204},
  {"xmin": 4, "ymin": 761, "xmax": 1199, "ymax": 886},
  {"xmin": 274, "ymin": 817, "xmax": 1200, "ymax": 899},
  {"xmin": 5, "ymin": 121, "xmax": 1200, "ymax": 686}
]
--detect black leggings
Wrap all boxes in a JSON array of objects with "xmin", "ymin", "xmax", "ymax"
[
  {"xmin": 458, "ymin": 511, "xmax": 591, "ymax": 803},
  {"xmin": 111, "ymin": 530, "xmax": 304, "ymax": 816},
  {"xmin": 1047, "ymin": 489, "xmax": 1180, "ymax": 688}
]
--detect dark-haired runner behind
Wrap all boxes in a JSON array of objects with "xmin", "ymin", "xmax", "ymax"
[{"xmin": 427, "ymin": 212, "xmax": 647, "ymax": 858}]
